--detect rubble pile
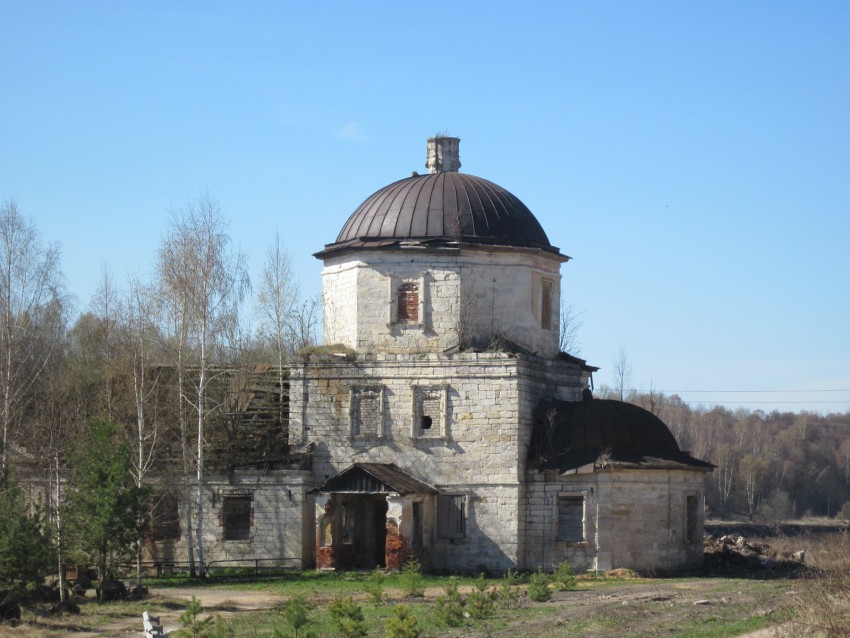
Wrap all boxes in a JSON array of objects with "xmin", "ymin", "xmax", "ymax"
[{"xmin": 703, "ymin": 534, "xmax": 806, "ymax": 576}]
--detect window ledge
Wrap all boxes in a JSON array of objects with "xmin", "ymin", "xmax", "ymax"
[{"xmin": 389, "ymin": 322, "xmax": 425, "ymax": 329}]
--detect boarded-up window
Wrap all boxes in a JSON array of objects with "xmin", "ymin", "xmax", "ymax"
[
  {"xmin": 222, "ymin": 496, "xmax": 252, "ymax": 541},
  {"xmin": 557, "ymin": 495, "xmax": 584, "ymax": 542},
  {"xmin": 352, "ymin": 387, "xmax": 382, "ymax": 437},
  {"xmin": 150, "ymin": 494, "xmax": 180, "ymax": 541},
  {"xmin": 437, "ymin": 494, "xmax": 466, "ymax": 539},
  {"xmin": 541, "ymin": 279, "xmax": 553, "ymax": 330},
  {"xmin": 686, "ymin": 495, "xmax": 698, "ymax": 544},
  {"xmin": 397, "ymin": 283, "xmax": 419, "ymax": 322}
]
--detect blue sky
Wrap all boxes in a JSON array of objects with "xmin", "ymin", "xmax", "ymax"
[{"xmin": 1, "ymin": 2, "xmax": 848, "ymax": 414}]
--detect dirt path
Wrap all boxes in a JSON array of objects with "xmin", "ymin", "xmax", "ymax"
[
  {"xmin": 45, "ymin": 588, "xmax": 288, "ymax": 637},
  {"xmin": 147, "ymin": 587, "xmax": 289, "ymax": 635},
  {"xmin": 13, "ymin": 580, "xmax": 785, "ymax": 637}
]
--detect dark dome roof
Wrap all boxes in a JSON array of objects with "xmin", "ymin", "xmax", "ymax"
[
  {"xmin": 530, "ymin": 398, "xmax": 714, "ymax": 473},
  {"xmin": 317, "ymin": 171, "xmax": 562, "ymax": 258}
]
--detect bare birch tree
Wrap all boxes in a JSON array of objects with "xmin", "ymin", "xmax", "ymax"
[
  {"xmin": 256, "ymin": 233, "xmax": 299, "ymax": 425},
  {"xmin": 0, "ymin": 200, "xmax": 64, "ymax": 470},
  {"xmin": 158, "ymin": 194, "xmax": 249, "ymax": 577},
  {"xmin": 89, "ymin": 266, "xmax": 119, "ymax": 420},
  {"xmin": 611, "ymin": 344, "xmax": 633, "ymax": 402},
  {"xmin": 123, "ymin": 275, "xmax": 164, "ymax": 586},
  {"xmin": 290, "ymin": 295, "xmax": 320, "ymax": 351},
  {"xmin": 558, "ymin": 299, "xmax": 583, "ymax": 355},
  {"xmin": 159, "ymin": 278, "xmax": 196, "ymax": 577},
  {"xmin": 26, "ymin": 305, "xmax": 74, "ymax": 603}
]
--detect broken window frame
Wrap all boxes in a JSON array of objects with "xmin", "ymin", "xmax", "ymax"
[
  {"xmin": 410, "ymin": 384, "xmax": 450, "ymax": 440},
  {"xmin": 557, "ymin": 493, "xmax": 585, "ymax": 543},
  {"xmin": 221, "ymin": 495, "xmax": 253, "ymax": 541}
]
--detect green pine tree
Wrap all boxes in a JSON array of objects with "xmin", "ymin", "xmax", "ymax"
[
  {"xmin": 68, "ymin": 418, "xmax": 149, "ymax": 580},
  {"xmin": 384, "ymin": 605, "xmax": 419, "ymax": 638},
  {"xmin": 328, "ymin": 595, "xmax": 368, "ymax": 638},
  {"xmin": 0, "ymin": 469, "xmax": 54, "ymax": 587}
]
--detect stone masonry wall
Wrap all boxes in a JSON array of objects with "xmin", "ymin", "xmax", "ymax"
[
  {"xmin": 292, "ymin": 353, "xmax": 526, "ymax": 484},
  {"xmin": 290, "ymin": 351, "xmax": 587, "ymax": 572},
  {"xmin": 321, "ymin": 248, "xmax": 564, "ymax": 356},
  {"xmin": 145, "ymin": 469, "xmax": 313, "ymax": 571},
  {"xmin": 524, "ymin": 469, "xmax": 707, "ymax": 573}
]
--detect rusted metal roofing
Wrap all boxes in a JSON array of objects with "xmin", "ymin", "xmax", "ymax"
[
  {"xmin": 316, "ymin": 172, "xmax": 563, "ymax": 259},
  {"xmin": 311, "ymin": 463, "xmax": 438, "ymax": 495},
  {"xmin": 529, "ymin": 398, "xmax": 715, "ymax": 473}
]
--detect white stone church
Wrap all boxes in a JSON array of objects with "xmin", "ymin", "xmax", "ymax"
[{"xmin": 147, "ymin": 137, "xmax": 713, "ymax": 574}]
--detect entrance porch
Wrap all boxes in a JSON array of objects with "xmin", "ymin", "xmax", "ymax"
[{"xmin": 312, "ymin": 463, "xmax": 437, "ymax": 571}]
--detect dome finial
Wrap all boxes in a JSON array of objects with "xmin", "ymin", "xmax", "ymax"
[{"xmin": 426, "ymin": 136, "xmax": 461, "ymax": 174}]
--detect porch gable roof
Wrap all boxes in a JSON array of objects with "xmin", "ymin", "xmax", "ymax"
[{"xmin": 311, "ymin": 463, "xmax": 438, "ymax": 495}]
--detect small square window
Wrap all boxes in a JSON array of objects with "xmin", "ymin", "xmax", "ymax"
[{"xmin": 222, "ymin": 496, "xmax": 252, "ymax": 541}]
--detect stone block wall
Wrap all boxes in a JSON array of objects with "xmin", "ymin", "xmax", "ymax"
[
  {"xmin": 320, "ymin": 248, "xmax": 564, "ymax": 356},
  {"xmin": 145, "ymin": 468, "xmax": 313, "ymax": 570},
  {"xmin": 524, "ymin": 469, "xmax": 707, "ymax": 573},
  {"xmin": 523, "ymin": 473, "xmax": 599, "ymax": 572},
  {"xmin": 291, "ymin": 351, "xmax": 587, "ymax": 573},
  {"xmin": 291, "ymin": 352, "xmax": 527, "ymax": 484},
  {"xmin": 431, "ymin": 484, "xmax": 522, "ymax": 572}
]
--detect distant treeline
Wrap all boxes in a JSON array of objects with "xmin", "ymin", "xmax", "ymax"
[{"xmin": 598, "ymin": 388, "xmax": 850, "ymax": 521}]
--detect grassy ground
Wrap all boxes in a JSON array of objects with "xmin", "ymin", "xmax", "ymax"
[{"xmin": 0, "ymin": 570, "xmax": 791, "ymax": 638}]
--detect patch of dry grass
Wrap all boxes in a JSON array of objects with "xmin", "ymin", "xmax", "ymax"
[{"xmin": 781, "ymin": 530, "xmax": 850, "ymax": 638}]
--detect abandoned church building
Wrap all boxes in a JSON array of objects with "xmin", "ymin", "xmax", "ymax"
[{"xmin": 147, "ymin": 137, "xmax": 714, "ymax": 574}]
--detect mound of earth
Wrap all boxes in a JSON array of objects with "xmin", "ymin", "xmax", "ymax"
[{"xmin": 703, "ymin": 533, "xmax": 806, "ymax": 577}]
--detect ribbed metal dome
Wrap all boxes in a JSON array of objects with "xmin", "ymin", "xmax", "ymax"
[{"xmin": 318, "ymin": 171, "xmax": 560, "ymax": 257}]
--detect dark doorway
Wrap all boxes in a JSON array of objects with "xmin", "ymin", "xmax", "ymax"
[
  {"xmin": 373, "ymin": 499, "xmax": 388, "ymax": 567},
  {"xmin": 333, "ymin": 493, "xmax": 388, "ymax": 569}
]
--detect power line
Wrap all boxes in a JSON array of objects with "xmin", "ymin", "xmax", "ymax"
[
  {"xmin": 681, "ymin": 400, "xmax": 849, "ymax": 405},
  {"xmin": 666, "ymin": 389, "xmax": 850, "ymax": 394}
]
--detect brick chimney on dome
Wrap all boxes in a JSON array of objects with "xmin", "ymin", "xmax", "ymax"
[{"xmin": 426, "ymin": 136, "xmax": 461, "ymax": 174}]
